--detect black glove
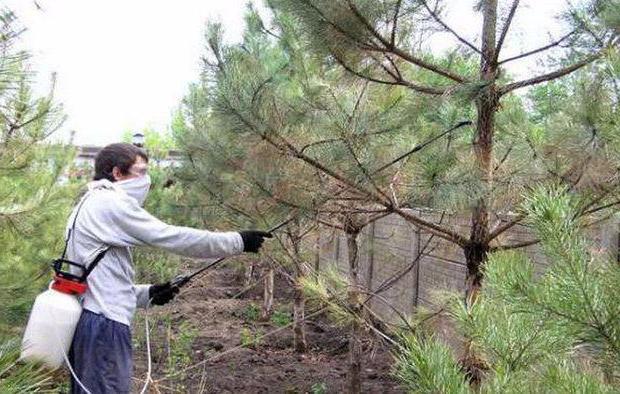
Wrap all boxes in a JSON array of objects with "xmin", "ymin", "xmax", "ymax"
[
  {"xmin": 149, "ymin": 282, "xmax": 180, "ymax": 306},
  {"xmin": 239, "ymin": 230, "xmax": 273, "ymax": 253}
]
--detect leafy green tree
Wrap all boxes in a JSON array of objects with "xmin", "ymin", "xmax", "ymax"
[
  {"xmin": 394, "ymin": 186, "xmax": 620, "ymax": 392},
  {"xmin": 121, "ymin": 127, "xmax": 176, "ymax": 162}
]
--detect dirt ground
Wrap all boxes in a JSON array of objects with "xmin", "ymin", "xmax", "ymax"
[{"xmin": 132, "ymin": 266, "xmax": 405, "ymax": 393}]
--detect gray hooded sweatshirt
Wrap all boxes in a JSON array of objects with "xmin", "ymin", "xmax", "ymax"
[{"xmin": 66, "ymin": 179, "xmax": 243, "ymax": 326}]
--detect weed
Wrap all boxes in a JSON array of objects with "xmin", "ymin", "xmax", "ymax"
[
  {"xmin": 270, "ymin": 309, "xmax": 292, "ymax": 327},
  {"xmin": 310, "ymin": 382, "xmax": 327, "ymax": 394},
  {"xmin": 240, "ymin": 327, "xmax": 263, "ymax": 348},
  {"xmin": 241, "ymin": 303, "xmax": 260, "ymax": 322},
  {"xmin": 169, "ymin": 321, "xmax": 198, "ymax": 367}
]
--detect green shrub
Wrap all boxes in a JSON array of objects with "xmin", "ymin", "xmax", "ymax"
[
  {"xmin": 270, "ymin": 309, "xmax": 292, "ymax": 327},
  {"xmin": 241, "ymin": 303, "xmax": 261, "ymax": 322},
  {"xmin": 310, "ymin": 382, "xmax": 328, "ymax": 394},
  {"xmin": 240, "ymin": 327, "xmax": 262, "ymax": 348}
]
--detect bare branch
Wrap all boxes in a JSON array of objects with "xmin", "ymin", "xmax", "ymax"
[
  {"xmin": 392, "ymin": 206, "xmax": 468, "ymax": 247},
  {"xmin": 498, "ymin": 30, "xmax": 576, "ymax": 65},
  {"xmin": 332, "ymin": 52, "xmax": 448, "ymax": 95},
  {"xmin": 344, "ymin": 0, "xmax": 468, "ymax": 83},
  {"xmin": 493, "ymin": 144, "xmax": 514, "ymax": 172},
  {"xmin": 372, "ymin": 120, "xmax": 472, "ymax": 175},
  {"xmin": 372, "ymin": 212, "xmax": 445, "ymax": 296},
  {"xmin": 299, "ymin": 137, "xmax": 344, "ymax": 154},
  {"xmin": 582, "ymin": 199, "xmax": 620, "ymax": 216},
  {"xmin": 390, "ymin": 0, "xmax": 402, "ymax": 47},
  {"xmin": 420, "ymin": 0, "xmax": 482, "ymax": 56},
  {"xmin": 500, "ymin": 51, "xmax": 603, "ymax": 95},
  {"xmin": 487, "ymin": 213, "xmax": 526, "ymax": 242},
  {"xmin": 494, "ymin": 0, "xmax": 520, "ymax": 62}
]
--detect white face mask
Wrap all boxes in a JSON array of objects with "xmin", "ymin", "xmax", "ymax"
[{"xmin": 116, "ymin": 175, "xmax": 151, "ymax": 206}]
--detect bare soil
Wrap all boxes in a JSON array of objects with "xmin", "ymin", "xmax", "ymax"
[{"xmin": 132, "ymin": 266, "xmax": 404, "ymax": 393}]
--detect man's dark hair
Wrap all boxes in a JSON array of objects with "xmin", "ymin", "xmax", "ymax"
[{"xmin": 94, "ymin": 143, "xmax": 149, "ymax": 182}]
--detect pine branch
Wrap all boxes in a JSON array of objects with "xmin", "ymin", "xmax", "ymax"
[
  {"xmin": 300, "ymin": 0, "xmax": 380, "ymax": 52},
  {"xmin": 332, "ymin": 51, "xmax": 447, "ymax": 95},
  {"xmin": 498, "ymin": 30, "xmax": 576, "ymax": 64},
  {"xmin": 494, "ymin": 0, "xmax": 520, "ymax": 62},
  {"xmin": 487, "ymin": 213, "xmax": 526, "ymax": 242},
  {"xmin": 372, "ymin": 120, "xmax": 472, "ymax": 175},
  {"xmin": 499, "ymin": 51, "xmax": 604, "ymax": 95},
  {"xmin": 344, "ymin": 0, "xmax": 467, "ymax": 83},
  {"xmin": 255, "ymin": 110, "xmax": 468, "ymax": 244},
  {"xmin": 390, "ymin": 0, "xmax": 402, "ymax": 47},
  {"xmin": 491, "ymin": 199, "xmax": 620, "ymax": 250},
  {"xmin": 343, "ymin": 134, "xmax": 392, "ymax": 203},
  {"xmin": 419, "ymin": 0, "xmax": 482, "ymax": 56}
]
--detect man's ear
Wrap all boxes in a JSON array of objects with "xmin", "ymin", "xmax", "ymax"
[{"xmin": 111, "ymin": 166, "xmax": 123, "ymax": 181}]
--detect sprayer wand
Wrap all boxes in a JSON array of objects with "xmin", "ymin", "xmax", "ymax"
[
  {"xmin": 169, "ymin": 120, "xmax": 472, "ymax": 290},
  {"xmin": 169, "ymin": 216, "xmax": 296, "ymax": 289}
]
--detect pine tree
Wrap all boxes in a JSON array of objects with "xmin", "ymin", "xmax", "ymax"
[
  {"xmin": 265, "ymin": 0, "xmax": 620, "ymax": 302},
  {"xmin": 177, "ymin": 2, "xmax": 618, "ymax": 390},
  {"xmin": 0, "ymin": 8, "xmax": 71, "ymax": 392},
  {"xmin": 394, "ymin": 185, "xmax": 620, "ymax": 391}
]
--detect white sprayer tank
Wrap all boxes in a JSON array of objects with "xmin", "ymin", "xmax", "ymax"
[{"xmin": 20, "ymin": 284, "xmax": 82, "ymax": 369}]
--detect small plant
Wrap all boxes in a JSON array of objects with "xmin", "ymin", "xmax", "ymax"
[
  {"xmin": 240, "ymin": 327, "xmax": 262, "ymax": 348},
  {"xmin": 310, "ymin": 382, "xmax": 327, "ymax": 394},
  {"xmin": 241, "ymin": 303, "xmax": 261, "ymax": 322},
  {"xmin": 270, "ymin": 309, "xmax": 292, "ymax": 327},
  {"xmin": 166, "ymin": 321, "xmax": 198, "ymax": 386}
]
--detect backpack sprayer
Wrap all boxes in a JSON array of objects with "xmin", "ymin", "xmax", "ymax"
[
  {"xmin": 19, "ymin": 120, "xmax": 471, "ymax": 370},
  {"xmin": 21, "ymin": 194, "xmax": 108, "ymax": 369}
]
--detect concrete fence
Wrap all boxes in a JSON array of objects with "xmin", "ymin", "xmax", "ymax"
[{"xmin": 315, "ymin": 209, "xmax": 619, "ymax": 324}]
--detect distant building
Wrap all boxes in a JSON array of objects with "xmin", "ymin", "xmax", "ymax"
[{"xmin": 75, "ymin": 145, "xmax": 184, "ymax": 168}]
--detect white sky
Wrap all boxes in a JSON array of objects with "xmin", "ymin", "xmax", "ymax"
[{"xmin": 4, "ymin": 0, "xmax": 572, "ymax": 146}]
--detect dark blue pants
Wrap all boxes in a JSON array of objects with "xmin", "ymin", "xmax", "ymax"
[{"xmin": 68, "ymin": 309, "xmax": 132, "ymax": 394}]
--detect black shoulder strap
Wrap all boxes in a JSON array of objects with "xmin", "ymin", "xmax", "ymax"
[
  {"xmin": 60, "ymin": 193, "xmax": 90, "ymax": 260},
  {"xmin": 60, "ymin": 191, "xmax": 109, "ymax": 281},
  {"xmin": 82, "ymin": 249, "xmax": 108, "ymax": 280}
]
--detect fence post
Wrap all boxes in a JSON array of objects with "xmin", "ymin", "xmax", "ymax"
[
  {"xmin": 414, "ymin": 217, "xmax": 422, "ymax": 308},
  {"xmin": 366, "ymin": 221, "xmax": 376, "ymax": 292}
]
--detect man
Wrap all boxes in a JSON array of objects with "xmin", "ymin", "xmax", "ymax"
[{"xmin": 66, "ymin": 143, "xmax": 271, "ymax": 393}]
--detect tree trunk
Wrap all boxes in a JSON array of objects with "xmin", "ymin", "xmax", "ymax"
[
  {"xmin": 314, "ymin": 231, "xmax": 321, "ymax": 275},
  {"xmin": 293, "ymin": 286, "xmax": 307, "ymax": 352},
  {"xmin": 461, "ymin": 0, "xmax": 499, "ymax": 386},
  {"xmin": 365, "ymin": 222, "xmax": 375, "ymax": 292},
  {"xmin": 261, "ymin": 266, "xmax": 274, "ymax": 321},
  {"xmin": 243, "ymin": 260, "xmax": 255, "ymax": 288},
  {"xmin": 467, "ymin": 0, "xmax": 499, "ymax": 303},
  {"xmin": 289, "ymin": 224, "xmax": 308, "ymax": 353},
  {"xmin": 346, "ymin": 225, "xmax": 362, "ymax": 394}
]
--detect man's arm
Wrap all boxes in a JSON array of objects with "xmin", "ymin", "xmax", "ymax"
[{"xmin": 90, "ymin": 192, "xmax": 244, "ymax": 259}]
